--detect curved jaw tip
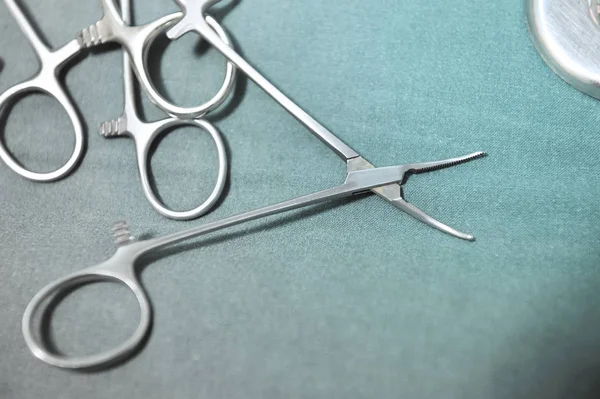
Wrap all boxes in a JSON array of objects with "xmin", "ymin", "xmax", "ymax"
[
  {"xmin": 459, "ymin": 233, "xmax": 475, "ymax": 242},
  {"xmin": 389, "ymin": 198, "xmax": 477, "ymax": 242},
  {"xmin": 440, "ymin": 226, "xmax": 476, "ymax": 242}
]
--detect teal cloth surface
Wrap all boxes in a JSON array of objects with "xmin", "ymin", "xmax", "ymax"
[{"xmin": 1, "ymin": 0, "xmax": 599, "ymax": 398}]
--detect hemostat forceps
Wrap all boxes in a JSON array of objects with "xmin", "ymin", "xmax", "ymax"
[
  {"xmin": 97, "ymin": 0, "xmax": 227, "ymax": 220},
  {"xmin": 23, "ymin": 151, "xmax": 484, "ymax": 370},
  {"xmin": 0, "ymin": 0, "xmax": 235, "ymax": 182},
  {"xmin": 22, "ymin": 0, "xmax": 487, "ymax": 370}
]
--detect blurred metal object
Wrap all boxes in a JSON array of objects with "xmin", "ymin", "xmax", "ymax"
[{"xmin": 527, "ymin": 0, "xmax": 600, "ymax": 99}]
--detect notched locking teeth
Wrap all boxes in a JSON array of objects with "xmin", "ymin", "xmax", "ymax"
[
  {"xmin": 112, "ymin": 221, "xmax": 136, "ymax": 246},
  {"xmin": 411, "ymin": 152, "xmax": 486, "ymax": 174},
  {"xmin": 99, "ymin": 117, "xmax": 126, "ymax": 137},
  {"xmin": 77, "ymin": 22, "xmax": 105, "ymax": 48}
]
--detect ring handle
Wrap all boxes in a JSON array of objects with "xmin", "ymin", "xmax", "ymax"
[
  {"xmin": 130, "ymin": 14, "xmax": 236, "ymax": 119},
  {"xmin": 0, "ymin": 78, "xmax": 84, "ymax": 182},
  {"xmin": 136, "ymin": 118, "xmax": 227, "ymax": 220},
  {"xmin": 22, "ymin": 257, "xmax": 151, "ymax": 369}
]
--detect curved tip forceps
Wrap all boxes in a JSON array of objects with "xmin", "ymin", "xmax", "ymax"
[
  {"xmin": 23, "ymin": 152, "xmax": 485, "ymax": 370},
  {"xmin": 0, "ymin": 0, "xmax": 235, "ymax": 181},
  {"xmin": 22, "ymin": 0, "xmax": 487, "ymax": 370}
]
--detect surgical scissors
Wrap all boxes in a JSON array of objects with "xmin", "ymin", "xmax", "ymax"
[
  {"xmin": 98, "ymin": 0, "xmax": 227, "ymax": 220},
  {"xmin": 0, "ymin": 0, "xmax": 235, "ymax": 182},
  {"xmin": 23, "ymin": 151, "xmax": 484, "ymax": 370}
]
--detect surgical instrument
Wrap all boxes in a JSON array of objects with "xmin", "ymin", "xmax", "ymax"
[
  {"xmin": 22, "ymin": 0, "xmax": 487, "ymax": 369},
  {"xmin": 0, "ymin": 0, "xmax": 235, "ymax": 182},
  {"xmin": 23, "ymin": 150, "xmax": 484, "ymax": 369},
  {"xmin": 98, "ymin": 0, "xmax": 227, "ymax": 220}
]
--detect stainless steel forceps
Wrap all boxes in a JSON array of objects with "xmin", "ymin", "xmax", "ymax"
[
  {"xmin": 0, "ymin": 0, "xmax": 235, "ymax": 182},
  {"xmin": 23, "ymin": 151, "xmax": 484, "ymax": 370},
  {"xmin": 97, "ymin": 0, "xmax": 227, "ymax": 220},
  {"xmin": 23, "ymin": 0, "xmax": 486, "ymax": 370}
]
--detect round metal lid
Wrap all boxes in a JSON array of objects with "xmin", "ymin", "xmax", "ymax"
[{"xmin": 527, "ymin": 0, "xmax": 600, "ymax": 99}]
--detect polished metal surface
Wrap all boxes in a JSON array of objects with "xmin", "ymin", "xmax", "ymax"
[
  {"xmin": 78, "ymin": 0, "xmax": 236, "ymax": 118},
  {"xmin": 98, "ymin": 0, "xmax": 228, "ymax": 220},
  {"xmin": 527, "ymin": 0, "xmax": 600, "ymax": 98},
  {"xmin": 0, "ymin": 0, "xmax": 235, "ymax": 183},
  {"xmin": 0, "ymin": 0, "xmax": 83, "ymax": 182},
  {"xmin": 0, "ymin": 0, "xmax": 234, "ymax": 218},
  {"xmin": 22, "ymin": 151, "xmax": 485, "ymax": 370},
  {"xmin": 22, "ymin": 0, "xmax": 488, "ymax": 369}
]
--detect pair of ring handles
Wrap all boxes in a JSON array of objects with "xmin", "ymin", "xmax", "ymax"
[{"xmin": 0, "ymin": 0, "xmax": 236, "ymax": 220}]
